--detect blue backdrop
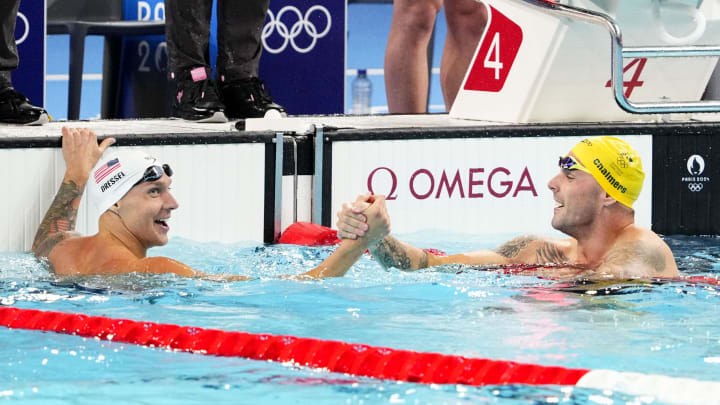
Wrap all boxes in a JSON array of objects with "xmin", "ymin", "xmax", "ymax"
[
  {"xmin": 13, "ymin": 0, "xmax": 45, "ymax": 108},
  {"xmin": 258, "ymin": 0, "xmax": 346, "ymax": 115},
  {"xmin": 119, "ymin": 0, "xmax": 171, "ymax": 118}
]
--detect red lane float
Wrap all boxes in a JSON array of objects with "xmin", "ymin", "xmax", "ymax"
[
  {"xmin": 278, "ymin": 222, "xmax": 341, "ymax": 246},
  {"xmin": 0, "ymin": 306, "xmax": 586, "ymax": 386},
  {"xmin": 3, "ymin": 307, "xmax": 720, "ymax": 404}
]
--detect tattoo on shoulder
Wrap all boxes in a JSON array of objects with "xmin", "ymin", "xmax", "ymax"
[
  {"xmin": 33, "ymin": 231, "xmax": 80, "ymax": 259},
  {"xmin": 605, "ymin": 241, "xmax": 666, "ymax": 273},
  {"xmin": 372, "ymin": 237, "xmax": 413, "ymax": 270},
  {"xmin": 495, "ymin": 236, "xmax": 536, "ymax": 258},
  {"xmin": 535, "ymin": 243, "xmax": 569, "ymax": 264}
]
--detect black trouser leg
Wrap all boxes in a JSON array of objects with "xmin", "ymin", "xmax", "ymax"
[
  {"xmin": 216, "ymin": 0, "xmax": 270, "ymax": 82},
  {"xmin": 0, "ymin": 0, "xmax": 21, "ymax": 88},
  {"xmin": 164, "ymin": 0, "xmax": 213, "ymax": 77}
]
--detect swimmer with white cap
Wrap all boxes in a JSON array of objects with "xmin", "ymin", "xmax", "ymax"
[
  {"xmin": 32, "ymin": 128, "xmax": 387, "ymax": 279},
  {"xmin": 337, "ymin": 137, "xmax": 679, "ymax": 279}
]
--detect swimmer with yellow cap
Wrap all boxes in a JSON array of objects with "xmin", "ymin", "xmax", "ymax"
[
  {"xmin": 31, "ymin": 127, "xmax": 388, "ymax": 279},
  {"xmin": 337, "ymin": 136, "xmax": 678, "ymax": 280}
]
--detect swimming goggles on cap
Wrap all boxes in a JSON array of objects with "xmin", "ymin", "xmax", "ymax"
[
  {"xmin": 558, "ymin": 155, "xmax": 591, "ymax": 174},
  {"xmin": 134, "ymin": 164, "xmax": 173, "ymax": 186}
]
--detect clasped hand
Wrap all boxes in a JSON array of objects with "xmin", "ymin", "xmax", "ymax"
[{"xmin": 336, "ymin": 193, "xmax": 391, "ymax": 245}]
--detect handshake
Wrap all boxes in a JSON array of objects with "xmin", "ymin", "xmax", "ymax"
[{"xmin": 336, "ymin": 194, "xmax": 391, "ymax": 246}]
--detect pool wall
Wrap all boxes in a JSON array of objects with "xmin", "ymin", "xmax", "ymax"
[{"xmin": 0, "ymin": 118, "xmax": 718, "ymax": 252}]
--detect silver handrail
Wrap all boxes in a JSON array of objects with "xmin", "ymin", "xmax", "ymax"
[{"xmin": 519, "ymin": 0, "xmax": 720, "ymax": 114}]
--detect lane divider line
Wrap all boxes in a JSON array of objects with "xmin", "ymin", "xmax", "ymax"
[{"xmin": 2, "ymin": 306, "xmax": 720, "ymax": 404}]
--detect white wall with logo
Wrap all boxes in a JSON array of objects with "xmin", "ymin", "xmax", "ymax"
[{"xmin": 331, "ymin": 135, "xmax": 653, "ymax": 237}]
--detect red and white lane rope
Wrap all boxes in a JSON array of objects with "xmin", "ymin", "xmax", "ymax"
[{"xmin": 1, "ymin": 306, "xmax": 719, "ymax": 404}]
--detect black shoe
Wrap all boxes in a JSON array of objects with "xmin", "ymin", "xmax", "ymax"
[
  {"xmin": 173, "ymin": 67, "xmax": 228, "ymax": 123},
  {"xmin": 218, "ymin": 77, "xmax": 286, "ymax": 119},
  {"xmin": 0, "ymin": 87, "xmax": 49, "ymax": 125}
]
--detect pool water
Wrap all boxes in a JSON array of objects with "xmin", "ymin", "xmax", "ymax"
[{"xmin": 1, "ymin": 233, "xmax": 719, "ymax": 404}]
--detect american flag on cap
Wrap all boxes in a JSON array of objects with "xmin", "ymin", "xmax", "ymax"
[{"xmin": 93, "ymin": 158, "xmax": 121, "ymax": 184}]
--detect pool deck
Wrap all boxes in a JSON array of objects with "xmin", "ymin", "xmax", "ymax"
[{"xmin": 1, "ymin": 113, "xmax": 719, "ymax": 141}]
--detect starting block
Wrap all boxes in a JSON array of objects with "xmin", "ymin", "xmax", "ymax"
[{"xmin": 450, "ymin": 0, "xmax": 720, "ymax": 123}]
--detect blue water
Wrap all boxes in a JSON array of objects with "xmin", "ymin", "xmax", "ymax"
[{"xmin": 1, "ymin": 233, "xmax": 719, "ymax": 403}]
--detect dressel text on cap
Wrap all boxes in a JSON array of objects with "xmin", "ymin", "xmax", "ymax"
[{"xmin": 100, "ymin": 171, "xmax": 126, "ymax": 193}]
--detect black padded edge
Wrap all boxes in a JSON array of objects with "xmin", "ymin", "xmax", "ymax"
[
  {"xmin": 321, "ymin": 136, "xmax": 333, "ymax": 227},
  {"xmin": 0, "ymin": 131, "xmax": 275, "ymax": 149},
  {"xmin": 263, "ymin": 142, "xmax": 276, "ymax": 244},
  {"xmin": 323, "ymin": 120, "xmax": 720, "ymax": 141}
]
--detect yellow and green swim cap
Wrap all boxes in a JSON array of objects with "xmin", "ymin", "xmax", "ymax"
[{"xmin": 570, "ymin": 137, "xmax": 645, "ymax": 208}]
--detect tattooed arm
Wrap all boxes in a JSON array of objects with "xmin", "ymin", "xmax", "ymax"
[
  {"xmin": 32, "ymin": 128, "xmax": 115, "ymax": 258},
  {"xmin": 369, "ymin": 236, "xmax": 544, "ymax": 271},
  {"xmin": 369, "ymin": 235, "xmax": 431, "ymax": 270},
  {"xmin": 426, "ymin": 236, "xmax": 570, "ymax": 269}
]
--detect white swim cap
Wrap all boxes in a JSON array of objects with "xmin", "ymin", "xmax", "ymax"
[{"xmin": 87, "ymin": 150, "xmax": 163, "ymax": 217}]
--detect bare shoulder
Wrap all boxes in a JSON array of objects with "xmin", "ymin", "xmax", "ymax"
[
  {"xmin": 49, "ymin": 237, "xmax": 135, "ymax": 276},
  {"xmin": 494, "ymin": 235, "xmax": 575, "ymax": 264},
  {"xmin": 45, "ymin": 235, "xmax": 92, "ymax": 275},
  {"xmin": 603, "ymin": 227, "xmax": 678, "ymax": 277}
]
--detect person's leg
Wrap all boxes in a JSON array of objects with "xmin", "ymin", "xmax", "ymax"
[
  {"xmin": 0, "ymin": 0, "xmax": 21, "ymax": 88},
  {"xmin": 0, "ymin": 0, "xmax": 48, "ymax": 125},
  {"xmin": 164, "ymin": 0, "xmax": 226, "ymax": 122},
  {"xmin": 441, "ymin": 0, "xmax": 487, "ymax": 110},
  {"xmin": 164, "ymin": 0, "xmax": 212, "ymax": 74},
  {"xmin": 216, "ymin": 0, "xmax": 268, "ymax": 80},
  {"xmin": 384, "ymin": 0, "xmax": 442, "ymax": 114},
  {"xmin": 216, "ymin": 0, "xmax": 285, "ymax": 119}
]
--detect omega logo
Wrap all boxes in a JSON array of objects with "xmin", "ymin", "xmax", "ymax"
[{"xmin": 367, "ymin": 166, "xmax": 538, "ymax": 201}]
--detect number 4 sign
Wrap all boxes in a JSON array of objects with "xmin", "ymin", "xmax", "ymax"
[{"xmin": 464, "ymin": 6, "xmax": 523, "ymax": 93}]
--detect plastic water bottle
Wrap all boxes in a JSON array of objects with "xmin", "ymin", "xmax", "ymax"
[{"xmin": 351, "ymin": 69, "xmax": 372, "ymax": 115}]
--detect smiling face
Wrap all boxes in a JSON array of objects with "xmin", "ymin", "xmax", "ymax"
[
  {"xmin": 547, "ymin": 154, "xmax": 606, "ymax": 237},
  {"xmin": 115, "ymin": 174, "xmax": 178, "ymax": 248}
]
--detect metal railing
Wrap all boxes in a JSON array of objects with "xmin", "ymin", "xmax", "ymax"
[{"xmin": 522, "ymin": 0, "xmax": 720, "ymax": 114}]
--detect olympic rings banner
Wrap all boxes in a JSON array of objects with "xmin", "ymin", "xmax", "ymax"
[
  {"xmin": 117, "ymin": 0, "xmax": 345, "ymax": 118},
  {"xmin": 13, "ymin": 0, "xmax": 45, "ymax": 108},
  {"xmin": 259, "ymin": 0, "xmax": 346, "ymax": 115}
]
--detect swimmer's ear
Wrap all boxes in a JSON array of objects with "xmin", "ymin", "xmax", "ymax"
[{"xmin": 602, "ymin": 193, "xmax": 617, "ymax": 207}]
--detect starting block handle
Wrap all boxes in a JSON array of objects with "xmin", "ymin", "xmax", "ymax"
[{"xmin": 522, "ymin": 0, "xmax": 720, "ymax": 114}]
